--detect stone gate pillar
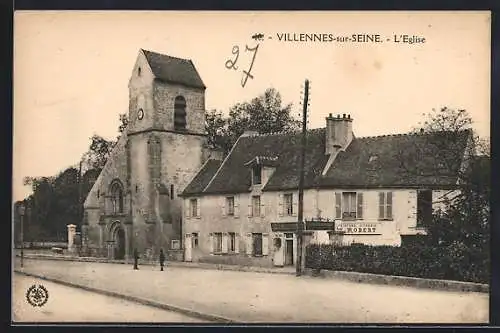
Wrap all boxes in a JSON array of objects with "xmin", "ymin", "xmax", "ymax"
[{"xmin": 67, "ymin": 224, "xmax": 77, "ymax": 254}]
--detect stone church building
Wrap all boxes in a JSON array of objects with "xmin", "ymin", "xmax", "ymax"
[{"xmin": 83, "ymin": 49, "xmax": 222, "ymax": 260}]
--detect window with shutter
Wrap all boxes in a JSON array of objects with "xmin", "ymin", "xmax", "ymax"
[
  {"xmin": 209, "ymin": 233, "xmax": 214, "ymax": 253},
  {"xmin": 335, "ymin": 193, "xmax": 341, "ymax": 218},
  {"xmin": 252, "ymin": 196, "xmax": 261, "ymax": 216},
  {"xmin": 226, "ymin": 197, "xmax": 235, "ymax": 216},
  {"xmin": 357, "ymin": 193, "xmax": 364, "ymax": 219},
  {"xmin": 379, "ymin": 192, "xmax": 394, "ymax": 220},
  {"xmin": 262, "ymin": 233, "xmax": 269, "ymax": 256},
  {"xmin": 228, "ymin": 232, "xmax": 236, "ymax": 252},
  {"xmin": 221, "ymin": 197, "xmax": 226, "ymax": 216},
  {"xmin": 222, "ymin": 233, "xmax": 228, "ymax": 253},
  {"xmin": 234, "ymin": 195, "xmax": 240, "ymax": 218},
  {"xmin": 292, "ymin": 194, "xmax": 298, "ymax": 216},
  {"xmin": 213, "ymin": 232, "xmax": 223, "ymax": 253},
  {"xmin": 284, "ymin": 193, "xmax": 293, "ymax": 216},
  {"xmin": 190, "ymin": 199, "xmax": 198, "ymax": 217},
  {"xmin": 387, "ymin": 192, "xmax": 393, "ymax": 219},
  {"xmin": 253, "ymin": 233, "xmax": 263, "ymax": 256},
  {"xmin": 342, "ymin": 192, "xmax": 357, "ymax": 219},
  {"xmin": 185, "ymin": 199, "xmax": 191, "ymax": 218},
  {"xmin": 379, "ymin": 192, "xmax": 385, "ymax": 219},
  {"xmin": 246, "ymin": 233, "xmax": 252, "ymax": 255},
  {"xmin": 278, "ymin": 194, "xmax": 284, "ymax": 217},
  {"xmin": 234, "ymin": 233, "xmax": 240, "ymax": 254},
  {"xmin": 196, "ymin": 199, "xmax": 201, "ymax": 218}
]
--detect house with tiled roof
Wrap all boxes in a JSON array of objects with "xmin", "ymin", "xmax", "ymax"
[{"xmin": 179, "ymin": 113, "xmax": 473, "ymax": 268}]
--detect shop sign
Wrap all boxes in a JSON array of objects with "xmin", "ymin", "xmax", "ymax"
[{"xmin": 335, "ymin": 221, "xmax": 382, "ymax": 235}]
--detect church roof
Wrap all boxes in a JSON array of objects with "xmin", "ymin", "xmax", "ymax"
[
  {"xmin": 141, "ymin": 49, "xmax": 206, "ymax": 89},
  {"xmin": 180, "ymin": 128, "xmax": 471, "ymax": 196}
]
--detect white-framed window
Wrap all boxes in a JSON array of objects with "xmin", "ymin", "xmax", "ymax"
[
  {"xmin": 245, "ymin": 233, "xmax": 269, "ymax": 257},
  {"xmin": 190, "ymin": 198, "xmax": 199, "ymax": 217},
  {"xmin": 213, "ymin": 232, "xmax": 223, "ymax": 253},
  {"xmin": 252, "ymin": 233, "xmax": 263, "ymax": 256},
  {"xmin": 378, "ymin": 192, "xmax": 393, "ymax": 220},
  {"xmin": 284, "ymin": 193, "xmax": 293, "ymax": 216},
  {"xmin": 171, "ymin": 240, "xmax": 180, "ymax": 250},
  {"xmin": 226, "ymin": 197, "xmax": 235, "ymax": 216},
  {"xmin": 335, "ymin": 192, "xmax": 364, "ymax": 220},
  {"xmin": 251, "ymin": 196, "xmax": 261, "ymax": 216}
]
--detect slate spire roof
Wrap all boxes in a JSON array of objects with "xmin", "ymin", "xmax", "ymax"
[
  {"xmin": 141, "ymin": 49, "xmax": 206, "ymax": 89},
  {"xmin": 181, "ymin": 128, "xmax": 472, "ymax": 197}
]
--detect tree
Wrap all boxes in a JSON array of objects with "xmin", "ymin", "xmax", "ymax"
[
  {"xmin": 86, "ymin": 134, "xmax": 116, "ymax": 171},
  {"xmin": 205, "ymin": 109, "xmax": 230, "ymax": 152},
  {"xmin": 118, "ymin": 113, "xmax": 129, "ymax": 135},
  {"xmin": 206, "ymin": 88, "xmax": 300, "ymax": 154},
  {"xmin": 403, "ymin": 107, "xmax": 490, "ymax": 282}
]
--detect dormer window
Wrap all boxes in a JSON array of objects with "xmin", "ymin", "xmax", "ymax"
[{"xmin": 252, "ymin": 165, "xmax": 262, "ymax": 185}]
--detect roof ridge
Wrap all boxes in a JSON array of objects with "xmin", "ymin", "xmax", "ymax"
[
  {"xmin": 141, "ymin": 48, "xmax": 192, "ymax": 62},
  {"xmin": 244, "ymin": 127, "xmax": 325, "ymax": 138},
  {"xmin": 357, "ymin": 132, "xmax": 412, "ymax": 139}
]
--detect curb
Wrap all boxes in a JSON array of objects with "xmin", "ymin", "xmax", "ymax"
[
  {"xmin": 14, "ymin": 270, "xmax": 238, "ymax": 324},
  {"xmin": 17, "ymin": 254, "xmax": 489, "ymax": 294},
  {"xmin": 303, "ymin": 268, "xmax": 489, "ymax": 294},
  {"xmin": 17, "ymin": 254, "xmax": 295, "ymax": 275}
]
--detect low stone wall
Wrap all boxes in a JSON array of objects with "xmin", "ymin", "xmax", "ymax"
[
  {"xmin": 197, "ymin": 254, "xmax": 273, "ymax": 268},
  {"xmin": 167, "ymin": 250, "xmax": 184, "ymax": 262}
]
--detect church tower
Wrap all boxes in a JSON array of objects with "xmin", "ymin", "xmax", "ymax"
[{"xmin": 126, "ymin": 49, "xmax": 210, "ymax": 258}]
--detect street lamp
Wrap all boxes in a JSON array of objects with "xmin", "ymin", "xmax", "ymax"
[{"xmin": 18, "ymin": 203, "xmax": 25, "ymax": 268}]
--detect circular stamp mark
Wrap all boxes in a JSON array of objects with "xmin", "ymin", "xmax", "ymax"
[{"xmin": 26, "ymin": 284, "xmax": 49, "ymax": 307}]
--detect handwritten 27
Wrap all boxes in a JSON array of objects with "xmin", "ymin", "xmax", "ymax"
[{"xmin": 225, "ymin": 43, "xmax": 260, "ymax": 88}]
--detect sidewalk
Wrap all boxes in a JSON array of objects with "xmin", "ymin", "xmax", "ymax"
[{"xmin": 13, "ymin": 257, "xmax": 488, "ymax": 323}]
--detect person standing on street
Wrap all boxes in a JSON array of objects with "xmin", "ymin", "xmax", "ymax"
[
  {"xmin": 133, "ymin": 248, "xmax": 139, "ymax": 270},
  {"xmin": 159, "ymin": 249, "xmax": 165, "ymax": 271}
]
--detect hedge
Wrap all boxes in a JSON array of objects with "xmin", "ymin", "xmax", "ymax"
[{"xmin": 305, "ymin": 242, "xmax": 489, "ymax": 284}]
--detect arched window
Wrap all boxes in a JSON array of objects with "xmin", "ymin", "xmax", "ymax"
[
  {"xmin": 174, "ymin": 96, "xmax": 187, "ymax": 130},
  {"xmin": 110, "ymin": 182, "xmax": 124, "ymax": 214}
]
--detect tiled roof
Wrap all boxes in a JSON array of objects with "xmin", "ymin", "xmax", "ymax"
[
  {"xmin": 142, "ymin": 49, "xmax": 206, "ymax": 89},
  {"xmin": 182, "ymin": 128, "xmax": 471, "ymax": 196},
  {"xmin": 182, "ymin": 159, "xmax": 222, "ymax": 195},
  {"xmin": 320, "ymin": 130, "xmax": 471, "ymax": 188},
  {"xmin": 198, "ymin": 129, "xmax": 330, "ymax": 195}
]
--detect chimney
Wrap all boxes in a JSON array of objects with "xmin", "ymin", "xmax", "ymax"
[{"xmin": 325, "ymin": 113, "xmax": 353, "ymax": 155}]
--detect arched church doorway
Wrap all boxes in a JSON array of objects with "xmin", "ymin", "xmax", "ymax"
[{"xmin": 112, "ymin": 224, "xmax": 126, "ymax": 260}]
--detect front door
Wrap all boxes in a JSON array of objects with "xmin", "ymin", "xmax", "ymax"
[
  {"xmin": 285, "ymin": 239, "xmax": 294, "ymax": 266},
  {"xmin": 115, "ymin": 228, "xmax": 125, "ymax": 260}
]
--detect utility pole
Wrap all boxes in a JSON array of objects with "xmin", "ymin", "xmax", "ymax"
[{"xmin": 296, "ymin": 79, "xmax": 309, "ymax": 277}]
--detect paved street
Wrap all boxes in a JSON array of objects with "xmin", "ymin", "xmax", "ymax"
[
  {"xmin": 12, "ymin": 273, "xmax": 204, "ymax": 323},
  {"xmin": 14, "ymin": 258, "xmax": 488, "ymax": 323}
]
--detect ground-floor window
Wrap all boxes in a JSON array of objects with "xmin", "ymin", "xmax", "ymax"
[
  {"xmin": 213, "ymin": 232, "xmax": 223, "ymax": 253},
  {"xmin": 192, "ymin": 233, "xmax": 199, "ymax": 248},
  {"xmin": 417, "ymin": 190, "xmax": 433, "ymax": 227},
  {"xmin": 253, "ymin": 233, "xmax": 263, "ymax": 256},
  {"xmin": 228, "ymin": 232, "xmax": 236, "ymax": 252}
]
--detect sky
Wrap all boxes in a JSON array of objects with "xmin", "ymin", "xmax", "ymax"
[{"xmin": 13, "ymin": 11, "xmax": 491, "ymax": 202}]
